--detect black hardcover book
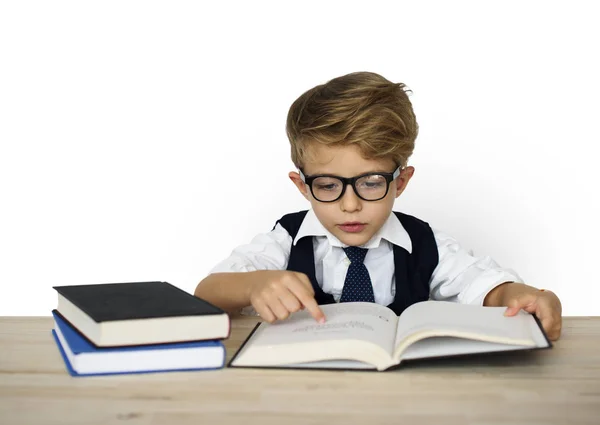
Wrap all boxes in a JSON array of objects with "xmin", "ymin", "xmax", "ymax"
[{"xmin": 53, "ymin": 281, "xmax": 230, "ymax": 347}]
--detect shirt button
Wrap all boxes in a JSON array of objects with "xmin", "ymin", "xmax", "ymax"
[{"xmin": 345, "ymin": 258, "xmax": 351, "ymax": 266}]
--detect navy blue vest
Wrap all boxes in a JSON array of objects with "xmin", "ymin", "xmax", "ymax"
[{"xmin": 274, "ymin": 210, "xmax": 439, "ymax": 315}]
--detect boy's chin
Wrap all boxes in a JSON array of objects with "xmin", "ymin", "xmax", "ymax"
[{"xmin": 333, "ymin": 229, "xmax": 373, "ymax": 247}]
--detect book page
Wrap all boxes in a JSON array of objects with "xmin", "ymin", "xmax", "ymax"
[
  {"xmin": 281, "ymin": 359, "xmax": 376, "ymax": 370},
  {"xmin": 400, "ymin": 336, "xmax": 539, "ymax": 361},
  {"xmin": 245, "ymin": 302, "xmax": 398, "ymax": 355},
  {"xmin": 393, "ymin": 301, "xmax": 548, "ymax": 359}
]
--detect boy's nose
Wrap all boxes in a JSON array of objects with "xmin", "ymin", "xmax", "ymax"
[{"xmin": 340, "ymin": 184, "xmax": 362, "ymax": 212}]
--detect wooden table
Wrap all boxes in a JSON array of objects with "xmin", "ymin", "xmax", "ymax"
[{"xmin": 1, "ymin": 316, "xmax": 599, "ymax": 425}]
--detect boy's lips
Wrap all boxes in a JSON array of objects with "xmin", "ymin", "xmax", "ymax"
[{"xmin": 338, "ymin": 222, "xmax": 366, "ymax": 233}]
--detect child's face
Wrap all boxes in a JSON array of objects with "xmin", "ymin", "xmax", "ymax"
[{"xmin": 289, "ymin": 143, "xmax": 414, "ymax": 247}]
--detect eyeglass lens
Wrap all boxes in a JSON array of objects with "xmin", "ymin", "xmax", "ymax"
[{"xmin": 311, "ymin": 174, "xmax": 389, "ymax": 201}]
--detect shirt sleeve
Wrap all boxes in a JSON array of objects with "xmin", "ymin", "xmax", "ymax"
[
  {"xmin": 209, "ymin": 223, "xmax": 293, "ymax": 273},
  {"xmin": 428, "ymin": 227, "xmax": 524, "ymax": 305}
]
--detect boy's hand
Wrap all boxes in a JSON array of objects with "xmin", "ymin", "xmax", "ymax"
[
  {"xmin": 247, "ymin": 270, "xmax": 326, "ymax": 324},
  {"xmin": 488, "ymin": 282, "xmax": 562, "ymax": 340}
]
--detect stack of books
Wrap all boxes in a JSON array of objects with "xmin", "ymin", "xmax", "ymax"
[{"xmin": 51, "ymin": 281, "xmax": 230, "ymax": 376}]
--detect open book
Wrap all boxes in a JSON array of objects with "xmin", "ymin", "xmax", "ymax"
[{"xmin": 229, "ymin": 301, "xmax": 551, "ymax": 371}]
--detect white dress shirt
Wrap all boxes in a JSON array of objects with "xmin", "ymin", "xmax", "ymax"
[{"xmin": 210, "ymin": 210, "xmax": 523, "ymax": 306}]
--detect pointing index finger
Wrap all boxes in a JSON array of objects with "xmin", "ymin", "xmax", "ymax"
[
  {"xmin": 290, "ymin": 272, "xmax": 326, "ymax": 323},
  {"xmin": 287, "ymin": 281, "xmax": 326, "ymax": 323},
  {"xmin": 301, "ymin": 296, "xmax": 326, "ymax": 324}
]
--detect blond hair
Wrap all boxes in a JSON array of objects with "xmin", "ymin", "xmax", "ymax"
[{"xmin": 286, "ymin": 71, "xmax": 418, "ymax": 169}]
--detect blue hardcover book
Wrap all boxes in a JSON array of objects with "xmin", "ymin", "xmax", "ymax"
[{"xmin": 51, "ymin": 310, "xmax": 225, "ymax": 376}]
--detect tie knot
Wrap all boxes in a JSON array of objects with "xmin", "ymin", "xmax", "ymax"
[{"xmin": 343, "ymin": 246, "xmax": 368, "ymax": 264}]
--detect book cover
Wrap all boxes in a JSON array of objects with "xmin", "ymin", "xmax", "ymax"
[
  {"xmin": 53, "ymin": 281, "xmax": 224, "ymax": 321},
  {"xmin": 52, "ymin": 281, "xmax": 230, "ymax": 346}
]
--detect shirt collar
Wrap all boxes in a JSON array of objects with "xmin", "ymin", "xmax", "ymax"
[{"xmin": 293, "ymin": 209, "xmax": 413, "ymax": 253}]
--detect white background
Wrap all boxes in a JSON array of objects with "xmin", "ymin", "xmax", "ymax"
[{"xmin": 1, "ymin": 1, "xmax": 598, "ymax": 316}]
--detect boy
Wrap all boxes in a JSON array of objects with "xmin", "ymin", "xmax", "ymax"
[{"xmin": 195, "ymin": 72, "xmax": 562, "ymax": 340}]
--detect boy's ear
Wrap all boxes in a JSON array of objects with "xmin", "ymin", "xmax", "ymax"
[
  {"xmin": 289, "ymin": 171, "xmax": 310, "ymax": 200},
  {"xmin": 394, "ymin": 166, "xmax": 415, "ymax": 198}
]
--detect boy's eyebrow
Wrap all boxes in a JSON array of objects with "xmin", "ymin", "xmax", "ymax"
[{"xmin": 306, "ymin": 167, "xmax": 396, "ymax": 176}]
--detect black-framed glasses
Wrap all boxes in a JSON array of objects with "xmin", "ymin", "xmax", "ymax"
[{"xmin": 299, "ymin": 167, "xmax": 402, "ymax": 202}]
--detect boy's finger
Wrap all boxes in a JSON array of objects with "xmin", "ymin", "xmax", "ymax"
[
  {"xmin": 266, "ymin": 295, "xmax": 293, "ymax": 321},
  {"xmin": 288, "ymin": 282, "xmax": 325, "ymax": 323},
  {"xmin": 539, "ymin": 313, "xmax": 561, "ymax": 340},
  {"xmin": 503, "ymin": 306, "xmax": 521, "ymax": 316},
  {"xmin": 536, "ymin": 301, "xmax": 561, "ymax": 339},
  {"xmin": 287, "ymin": 275, "xmax": 326, "ymax": 323},
  {"xmin": 252, "ymin": 299, "xmax": 276, "ymax": 323},
  {"xmin": 504, "ymin": 294, "xmax": 538, "ymax": 316},
  {"xmin": 278, "ymin": 290, "xmax": 303, "ymax": 313},
  {"xmin": 541, "ymin": 316, "xmax": 555, "ymax": 338},
  {"xmin": 302, "ymin": 297, "xmax": 326, "ymax": 324},
  {"xmin": 293, "ymin": 272, "xmax": 316, "ymax": 296}
]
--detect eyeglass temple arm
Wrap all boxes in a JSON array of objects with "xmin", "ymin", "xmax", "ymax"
[{"xmin": 299, "ymin": 169, "xmax": 306, "ymax": 182}]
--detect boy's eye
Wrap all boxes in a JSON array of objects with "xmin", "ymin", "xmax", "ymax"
[
  {"xmin": 363, "ymin": 181, "xmax": 385, "ymax": 188},
  {"xmin": 313, "ymin": 177, "xmax": 342, "ymax": 192},
  {"xmin": 315, "ymin": 183, "xmax": 340, "ymax": 191},
  {"xmin": 357, "ymin": 176, "xmax": 386, "ymax": 190}
]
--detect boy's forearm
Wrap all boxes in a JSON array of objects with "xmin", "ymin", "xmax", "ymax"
[
  {"xmin": 194, "ymin": 272, "xmax": 254, "ymax": 313},
  {"xmin": 483, "ymin": 281, "xmax": 538, "ymax": 307}
]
